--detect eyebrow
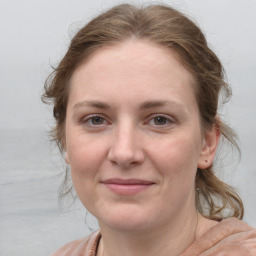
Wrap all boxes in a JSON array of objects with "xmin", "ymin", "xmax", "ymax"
[
  {"xmin": 140, "ymin": 100, "xmax": 183, "ymax": 109},
  {"xmin": 73, "ymin": 100, "xmax": 112, "ymax": 110},
  {"xmin": 73, "ymin": 100, "xmax": 184, "ymax": 110}
]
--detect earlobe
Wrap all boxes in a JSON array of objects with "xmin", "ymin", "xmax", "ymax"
[
  {"xmin": 65, "ymin": 152, "xmax": 70, "ymax": 165},
  {"xmin": 198, "ymin": 125, "xmax": 220, "ymax": 169}
]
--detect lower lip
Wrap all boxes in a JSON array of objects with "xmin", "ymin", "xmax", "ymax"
[{"xmin": 103, "ymin": 183, "xmax": 153, "ymax": 196}]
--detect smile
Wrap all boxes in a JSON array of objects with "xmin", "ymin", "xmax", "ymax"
[{"xmin": 101, "ymin": 178, "xmax": 155, "ymax": 196}]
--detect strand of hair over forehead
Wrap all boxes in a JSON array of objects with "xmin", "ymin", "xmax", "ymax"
[{"xmin": 42, "ymin": 3, "xmax": 243, "ymax": 219}]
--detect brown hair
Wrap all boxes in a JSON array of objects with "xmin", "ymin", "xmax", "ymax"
[{"xmin": 42, "ymin": 3, "xmax": 244, "ymax": 219}]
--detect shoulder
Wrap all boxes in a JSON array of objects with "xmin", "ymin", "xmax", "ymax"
[
  {"xmin": 49, "ymin": 231, "xmax": 101, "ymax": 256},
  {"xmin": 182, "ymin": 217, "xmax": 256, "ymax": 256}
]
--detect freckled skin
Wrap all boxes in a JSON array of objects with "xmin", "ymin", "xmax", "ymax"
[{"xmin": 65, "ymin": 40, "xmax": 218, "ymax": 234}]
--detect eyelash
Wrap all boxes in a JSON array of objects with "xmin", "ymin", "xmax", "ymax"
[
  {"xmin": 80, "ymin": 114, "xmax": 175, "ymax": 128},
  {"xmin": 80, "ymin": 114, "xmax": 109, "ymax": 127},
  {"xmin": 147, "ymin": 114, "xmax": 174, "ymax": 126}
]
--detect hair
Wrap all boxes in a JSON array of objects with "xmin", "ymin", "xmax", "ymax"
[{"xmin": 42, "ymin": 3, "xmax": 244, "ymax": 220}]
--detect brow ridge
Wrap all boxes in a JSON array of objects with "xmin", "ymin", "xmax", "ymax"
[{"xmin": 73, "ymin": 99, "xmax": 183, "ymax": 110}]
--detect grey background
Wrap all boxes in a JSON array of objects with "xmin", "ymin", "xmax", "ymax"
[{"xmin": 0, "ymin": 0, "xmax": 255, "ymax": 255}]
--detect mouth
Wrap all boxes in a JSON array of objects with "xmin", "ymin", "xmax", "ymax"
[{"xmin": 100, "ymin": 178, "xmax": 155, "ymax": 196}]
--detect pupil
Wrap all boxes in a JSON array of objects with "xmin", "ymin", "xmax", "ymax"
[
  {"xmin": 92, "ymin": 116, "xmax": 103, "ymax": 125},
  {"xmin": 155, "ymin": 116, "xmax": 166, "ymax": 125}
]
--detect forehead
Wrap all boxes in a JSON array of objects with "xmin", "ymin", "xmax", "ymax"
[
  {"xmin": 68, "ymin": 40, "xmax": 196, "ymax": 108},
  {"xmin": 72, "ymin": 39, "xmax": 194, "ymax": 81}
]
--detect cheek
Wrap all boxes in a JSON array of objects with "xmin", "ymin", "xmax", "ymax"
[
  {"xmin": 149, "ymin": 133, "xmax": 201, "ymax": 187},
  {"xmin": 66, "ymin": 133, "xmax": 108, "ymax": 188},
  {"xmin": 154, "ymin": 135, "xmax": 201, "ymax": 208},
  {"xmin": 151, "ymin": 133, "xmax": 201, "ymax": 168},
  {"xmin": 66, "ymin": 136, "xmax": 108, "ymax": 211}
]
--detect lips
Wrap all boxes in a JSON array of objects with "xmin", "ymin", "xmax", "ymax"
[{"xmin": 101, "ymin": 178, "xmax": 155, "ymax": 195}]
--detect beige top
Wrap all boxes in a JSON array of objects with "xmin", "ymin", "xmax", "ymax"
[{"xmin": 50, "ymin": 217, "xmax": 256, "ymax": 256}]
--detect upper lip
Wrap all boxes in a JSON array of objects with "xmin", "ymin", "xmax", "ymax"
[{"xmin": 101, "ymin": 178, "xmax": 155, "ymax": 185}]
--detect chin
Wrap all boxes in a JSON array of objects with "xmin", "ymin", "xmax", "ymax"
[
  {"xmin": 96, "ymin": 204, "xmax": 161, "ymax": 233},
  {"xmin": 99, "ymin": 217, "xmax": 152, "ymax": 233}
]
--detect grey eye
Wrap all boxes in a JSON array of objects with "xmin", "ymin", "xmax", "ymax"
[
  {"xmin": 91, "ymin": 116, "xmax": 104, "ymax": 125},
  {"xmin": 154, "ymin": 116, "xmax": 168, "ymax": 125}
]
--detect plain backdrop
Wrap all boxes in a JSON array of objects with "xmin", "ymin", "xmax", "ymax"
[{"xmin": 0, "ymin": 0, "xmax": 255, "ymax": 255}]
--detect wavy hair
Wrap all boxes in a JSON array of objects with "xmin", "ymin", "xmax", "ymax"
[{"xmin": 42, "ymin": 3, "xmax": 243, "ymax": 219}]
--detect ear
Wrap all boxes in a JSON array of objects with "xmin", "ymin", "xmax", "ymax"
[
  {"xmin": 197, "ymin": 124, "xmax": 220, "ymax": 169},
  {"xmin": 65, "ymin": 151, "xmax": 70, "ymax": 165}
]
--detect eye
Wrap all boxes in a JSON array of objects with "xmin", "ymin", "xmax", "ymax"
[
  {"xmin": 90, "ymin": 116, "xmax": 105, "ymax": 125},
  {"xmin": 81, "ymin": 115, "xmax": 108, "ymax": 126},
  {"xmin": 147, "ymin": 114, "xmax": 174, "ymax": 127},
  {"xmin": 153, "ymin": 116, "xmax": 168, "ymax": 125}
]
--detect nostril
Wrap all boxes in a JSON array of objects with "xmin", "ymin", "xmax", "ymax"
[
  {"xmin": 108, "ymin": 149, "xmax": 136, "ymax": 167},
  {"xmin": 107, "ymin": 145, "xmax": 145, "ymax": 168},
  {"xmin": 107, "ymin": 127, "xmax": 145, "ymax": 167}
]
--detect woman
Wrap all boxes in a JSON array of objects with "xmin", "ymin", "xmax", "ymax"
[{"xmin": 43, "ymin": 4, "xmax": 256, "ymax": 256}]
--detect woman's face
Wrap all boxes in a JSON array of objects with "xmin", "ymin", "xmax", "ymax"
[{"xmin": 65, "ymin": 40, "xmax": 217, "ymax": 232}]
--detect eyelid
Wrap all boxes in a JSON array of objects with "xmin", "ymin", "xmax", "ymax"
[
  {"xmin": 80, "ymin": 114, "xmax": 110, "ymax": 126},
  {"xmin": 146, "ymin": 114, "xmax": 175, "ymax": 125},
  {"xmin": 79, "ymin": 113, "xmax": 176, "ymax": 127}
]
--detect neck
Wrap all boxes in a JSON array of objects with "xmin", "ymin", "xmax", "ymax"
[{"xmin": 98, "ymin": 210, "xmax": 200, "ymax": 256}]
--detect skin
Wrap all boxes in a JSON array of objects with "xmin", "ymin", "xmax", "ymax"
[{"xmin": 65, "ymin": 40, "xmax": 220, "ymax": 256}]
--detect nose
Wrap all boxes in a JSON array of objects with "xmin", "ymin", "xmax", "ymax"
[{"xmin": 107, "ymin": 123, "xmax": 145, "ymax": 168}]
